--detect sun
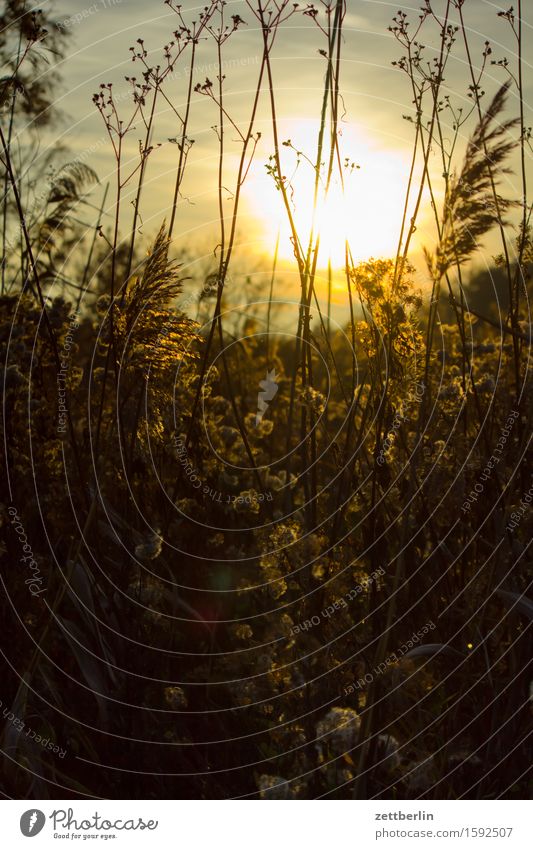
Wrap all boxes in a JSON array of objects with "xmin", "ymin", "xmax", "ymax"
[{"xmin": 246, "ymin": 120, "xmax": 418, "ymax": 270}]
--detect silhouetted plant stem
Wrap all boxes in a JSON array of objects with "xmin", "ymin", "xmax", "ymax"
[{"xmin": 0, "ymin": 123, "xmax": 88, "ymax": 512}]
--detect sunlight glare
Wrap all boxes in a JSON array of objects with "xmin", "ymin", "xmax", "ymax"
[{"xmin": 247, "ymin": 120, "xmax": 414, "ymax": 269}]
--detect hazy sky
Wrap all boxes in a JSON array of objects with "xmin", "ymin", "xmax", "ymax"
[{"xmin": 26, "ymin": 1, "xmax": 533, "ymax": 303}]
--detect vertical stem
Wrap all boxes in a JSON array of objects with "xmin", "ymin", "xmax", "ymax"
[
  {"xmin": 169, "ymin": 41, "xmax": 197, "ymax": 240},
  {"xmin": 0, "ymin": 124, "xmax": 88, "ymax": 511},
  {"xmin": 266, "ymin": 229, "xmax": 279, "ymax": 367}
]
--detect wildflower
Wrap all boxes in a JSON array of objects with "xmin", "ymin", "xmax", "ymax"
[
  {"xmin": 164, "ymin": 686, "xmax": 187, "ymax": 709},
  {"xmin": 478, "ymin": 374, "xmax": 495, "ymax": 393},
  {"xmin": 376, "ymin": 734, "xmax": 400, "ymax": 770},
  {"xmin": 257, "ymin": 775, "xmax": 291, "ymax": 799},
  {"xmin": 315, "ymin": 707, "xmax": 361, "ymax": 759},
  {"xmin": 135, "ymin": 530, "xmax": 163, "ymax": 560},
  {"xmin": 234, "ymin": 624, "xmax": 253, "ymax": 640}
]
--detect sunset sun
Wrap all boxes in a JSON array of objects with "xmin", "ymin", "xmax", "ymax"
[{"xmin": 247, "ymin": 121, "xmax": 414, "ymax": 269}]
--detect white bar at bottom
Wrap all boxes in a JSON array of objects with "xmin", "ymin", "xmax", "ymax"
[{"xmin": 2, "ymin": 799, "xmax": 530, "ymax": 848}]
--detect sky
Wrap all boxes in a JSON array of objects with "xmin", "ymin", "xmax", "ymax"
[{"xmin": 22, "ymin": 1, "xmax": 533, "ymax": 309}]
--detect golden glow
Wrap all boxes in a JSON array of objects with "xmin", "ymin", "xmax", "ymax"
[{"xmin": 246, "ymin": 120, "xmax": 417, "ymax": 270}]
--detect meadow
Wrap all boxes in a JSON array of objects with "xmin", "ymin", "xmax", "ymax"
[{"xmin": 0, "ymin": 0, "xmax": 531, "ymax": 799}]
